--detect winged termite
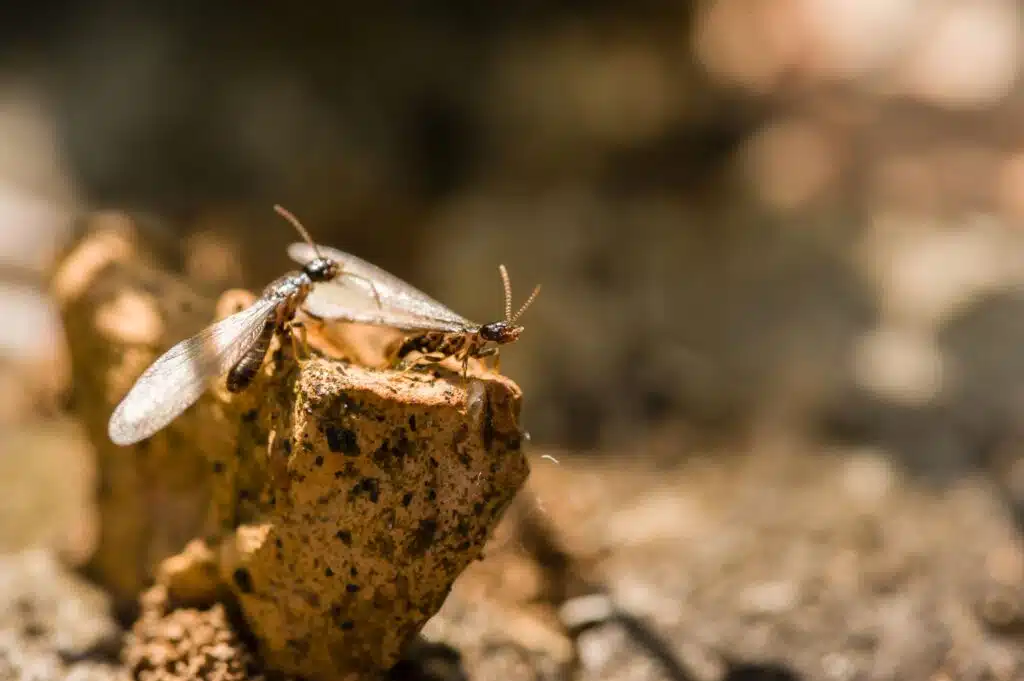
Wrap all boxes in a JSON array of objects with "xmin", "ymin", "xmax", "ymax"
[
  {"xmin": 287, "ymin": 242, "xmax": 540, "ymax": 377},
  {"xmin": 107, "ymin": 205, "xmax": 367, "ymax": 446}
]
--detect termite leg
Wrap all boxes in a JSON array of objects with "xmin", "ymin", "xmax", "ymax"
[
  {"xmin": 399, "ymin": 352, "xmax": 448, "ymax": 374},
  {"xmin": 287, "ymin": 320, "xmax": 310, "ymax": 363}
]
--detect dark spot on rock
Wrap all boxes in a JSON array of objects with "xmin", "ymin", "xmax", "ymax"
[
  {"xmin": 459, "ymin": 453, "xmax": 471, "ymax": 467},
  {"xmin": 473, "ymin": 502, "xmax": 483, "ymax": 514},
  {"xmin": 341, "ymin": 620, "xmax": 354, "ymax": 630},
  {"xmin": 325, "ymin": 567, "xmax": 334, "ymax": 577},
  {"xmin": 350, "ymin": 477, "xmax": 380, "ymax": 503},
  {"xmin": 315, "ymin": 455, "xmax": 324, "ymax": 467},
  {"xmin": 372, "ymin": 433, "xmax": 414, "ymax": 470},
  {"xmin": 307, "ymin": 593, "xmax": 320, "ymax": 608},
  {"xmin": 275, "ymin": 538, "xmax": 283, "ymax": 549},
  {"xmin": 334, "ymin": 471, "xmax": 344, "ymax": 480},
  {"xmin": 282, "ymin": 438, "xmax": 292, "ymax": 454},
  {"xmin": 212, "ymin": 461, "xmax": 225, "ymax": 474},
  {"xmin": 408, "ymin": 414, "xmax": 417, "ymax": 431},
  {"xmin": 482, "ymin": 396, "xmax": 495, "ymax": 450},
  {"xmin": 242, "ymin": 409, "xmax": 259, "ymax": 423},
  {"xmin": 402, "ymin": 492, "xmax": 414, "ymax": 507},
  {"xmin": 336, "ymin": 530, "xmax": 352, "ymax": 546},
  {"xmin": 346, "ymin": 584, "xmax": 360, "ymax": 593},
  {"xmin": 326, "ymin": 425, "xmax": 360, "ymax": 456},
  {"xmin": 330, "ymin": 605, "xmax": 342, "ymax": 619},
  {"xmin": 302, "ymin": 440, "xmax": 313, "ymax": 452},
  {"xmin": 408, "ymin": 519, "xmax": 438, "ymax": 556},
  {"xmin": 371, "ymin": 533, "xmax": 396, "ymax": 560},
  {"xmin": 506, "ymin": 434, "xmax": 521, "ymax": 451},
  {"xmin": 238, "ymin": 489, "xmax": 250, "ymax": 501},
  {"xmin": 429, "ymin": 457, "xmax": 439, "ymax": 468},
  {"xmin": 350, "ymin": 566, "xmax": 358, "ymax": 577},
  {"xmin": 428, "ymin": 489, "xmax": 437, "ymax": 502},
  {"xmin": 233, "ymin": 568, "xmax": 253, "ymax": 593},
  {"xmin": 179, "ymin": 299, "xmax": 193, "ymax": 313}
]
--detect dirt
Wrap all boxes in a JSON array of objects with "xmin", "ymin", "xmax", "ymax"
[
  {"xmin": 3, "ymin": 424, "xmax": 1022, "ymax": 681},
  {"xmin": 0, "ymin": 550, "xmax": 122, "ymax": 681},
  {"xmin": 125, "ymin": 586, "xmax": 267, "ymax": 681},
  {"xmin": 409, "ymin": 442, "xmax": 1022, "ymax": 681}
]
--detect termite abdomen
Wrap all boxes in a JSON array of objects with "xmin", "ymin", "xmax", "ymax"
[{"xmin": 226, "ymin": 318, "xmax": 276, "ymax": 393}]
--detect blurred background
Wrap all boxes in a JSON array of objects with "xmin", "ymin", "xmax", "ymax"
[
  {"xmin": 5, "ymin": 1, "xmax": 1024, "ymax": 471},
  {"xmin": 2, "ymin": 2, "xmax": 1024, "ymax": 678}
]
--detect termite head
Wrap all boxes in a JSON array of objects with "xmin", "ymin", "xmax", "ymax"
[
  {"xmin": 481, "ymin": 264, "xmax": 540, "ymax": 346},
  {"xmin": 304, "ymin": 257, "xmax": 341, "ymax": 283},
  {"xmin": 274, "ymin": 204, "xmax": 340, "ymax": 282},
  {"xmin": 480, "ymin": 321, "xmax": 524, "ymax": 345}
]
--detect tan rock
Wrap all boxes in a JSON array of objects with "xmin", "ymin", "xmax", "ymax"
[{"xmin": 58, "ymin": 212, "xmax": 530, "ymax": 679}]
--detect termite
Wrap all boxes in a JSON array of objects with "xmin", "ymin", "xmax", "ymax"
[
  {"xmin": 286, "ymin": 243, "xmax": 540, "ymax": 377},
  {"xmin": 107, "ymin": 206, "xmax": 374, "ymax": 446}
]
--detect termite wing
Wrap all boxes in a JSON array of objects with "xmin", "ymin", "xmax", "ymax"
[
  {"xmin": 287, "ymin": 242, "xmax": 540, "ymax": 376},
  {"xmin": 108, "ymin": 296, "xmax": 282, "ymax": 446},
  {"xmin": 108, "ymin": 206, "xmax": 351, "ymax": 447}
]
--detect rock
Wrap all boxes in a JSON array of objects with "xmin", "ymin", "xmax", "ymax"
[{"xmin": 57, "ymin": 212, "xmax": 531, "ymax": 679}]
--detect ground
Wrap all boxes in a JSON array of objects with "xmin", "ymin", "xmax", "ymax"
[{"xmin": 1, "ymin": 413, "xmax": 1021, "ymax": 681}]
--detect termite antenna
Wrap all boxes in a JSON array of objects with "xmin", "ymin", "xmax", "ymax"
[
  {"xmin": 499, "ymin": 265, "xmax": 513, "ymax": 322},
  {"xmin": 512, "ymin": 283, "xmax": 541, "ymax": 323},
  {"xmin": 274, "ymin": 204, "xmax": 323, "ymax": 259}
]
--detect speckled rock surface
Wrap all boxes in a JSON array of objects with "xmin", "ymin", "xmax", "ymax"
[
  {"xmin": 57, "ymin": 212, "xmax": 531, "ymax": 679},
  {"xmin": 210, "ymin": 357, "xmax": 527, "ymax": 679},
  {"xmin": 0, "ymin": 549, "xmax": 123, "ymax": 681}
]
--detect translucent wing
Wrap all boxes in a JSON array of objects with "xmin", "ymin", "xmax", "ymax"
[
  {"xmin": 107, "ymin": 297, "xmax": 279, "ymax": 446},
  {"xmin": 287, "ymin": 242, "xmax": 476, "ymax": 332}
]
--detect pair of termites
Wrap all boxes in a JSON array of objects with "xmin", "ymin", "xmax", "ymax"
[{"xmin": 107, "ymin": 206, "xmax": 539, "ymax": 446}]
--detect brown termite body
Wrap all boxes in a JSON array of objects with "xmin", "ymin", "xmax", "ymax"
[
  {"xmin": 387, "ymin": 265, "xmax": 539, "ymax": 376},
  {"xmin": 287, "ymin": 241, "xmax": 541, "ymax": 378}
]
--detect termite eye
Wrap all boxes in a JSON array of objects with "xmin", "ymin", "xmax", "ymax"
[
  {"xmin": 480, "ymin": 322, "xmax": 508, "ymax": 342},
  {"xmin": 305, "ymin": 258, "xmax": 337, "ymax": 282}
]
